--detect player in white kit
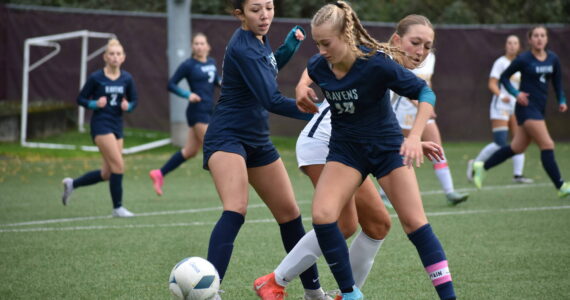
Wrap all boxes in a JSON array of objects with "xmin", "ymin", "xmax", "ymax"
[
  {"xmin": 390, "ymin": 51, "xmax": 468, "ymax": 206},
  {"xmin": 467, "ymin": 35, "xmax": 532, "ymax": 184}
]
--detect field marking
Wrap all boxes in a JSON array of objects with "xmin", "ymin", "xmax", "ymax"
[
  {"xmin": 0, "ymin": 182, "xmax": 556, "ymax": 229},
  {"xmin": 1, "ymin": 205, "xmax": 569, "ymax": 233}
]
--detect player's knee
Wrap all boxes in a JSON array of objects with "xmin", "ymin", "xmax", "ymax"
[
  {"xmin": 540, "ymin": 140, "xmax": 555, "ymax": 150},
  {"xmin": 362, "ymin": 218, "xmax": 391, "ymax": 240},
  {"xmin": 338, "ymin": 220, "xmax": 358, "ymax": 239},
  {"xmin": 110, "ymin": 163, "xmax": 124, "ymax": 174},
  {"xmin": 312, "ymin": 208, "xmax": 337, "ymax": 225},
  {"xmin": 182, "ymin": 147, "xmax": 199, "ymax": 159},
  {"xmin": 101, "ymin": 170, "xmax": 111, "ymax": 181}
]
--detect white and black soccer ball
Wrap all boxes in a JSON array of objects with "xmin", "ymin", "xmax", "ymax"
[{"xmin": 169, "ymin": 257, "xmax": 220, "ymax": 300}]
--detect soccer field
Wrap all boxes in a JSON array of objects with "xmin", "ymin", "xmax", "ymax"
[{"xmin": 1, "ymin": 138, "xmax": 569, "ymax": 299}]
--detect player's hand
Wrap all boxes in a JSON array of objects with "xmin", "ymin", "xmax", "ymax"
[
  {"xmin": 516, "ymin": 92, "xmax": 529, "ymax": 106},
  {"xmin": 97, "ymin": 96, "xmax": 107, "ymax": 108},
  {"xmin": 294, "ymin": 28, "xmax": 305, "ymax": 41},
  {"xmin": 295, "ymin": 84, "xmax": 318, "ymax": 113},
  {"xmin": 189, "ymin": 93, "xmax": 202, "ymax": 103},
  {"xmin": 121, "ymin": 98, "xmax": 129, "ymax": 111},
  {"xmin": 400, "ymin": 134, "xmax": 424, "ymax": 168},
  {"xmin": 560, "ymin": 103, "xmax": 568, "ymax": 112},
  {"xmin": 501, "ymin": 94, "xmax": 511, "ymax": 103},
  {"xmin": 421, "ymin": 141, "xmax": 444, "ymax": 162}
]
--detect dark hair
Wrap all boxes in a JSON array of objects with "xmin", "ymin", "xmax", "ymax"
[
  {"xmin": 192, "ymin": 32, "xmax": 207, "ymax": 43},
  {"xmin": 227, "ymin": 0, "xmax": 246, "ymax": 14},
  {"xmin": 527, "ymin": 25, "xmax": 547, "ymax": 39}
]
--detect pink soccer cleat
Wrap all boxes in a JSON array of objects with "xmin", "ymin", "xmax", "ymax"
[{"xmin": 149, "ymin": 169, "xmax": 164, "ymax": 196}]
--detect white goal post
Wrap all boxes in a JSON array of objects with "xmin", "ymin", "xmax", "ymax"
[{"xmin": 20, "ymin": 30, "xmax": 171, "ymax": 154}]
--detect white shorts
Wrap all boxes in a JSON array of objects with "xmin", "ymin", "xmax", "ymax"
[
  {"xmin": 295, "ymin": 135, "xmax": 329, "ymax": 168},
  {"xmin": 489, "ymin": 94, "xmax": 516, "ymax": 121},
  {"xmin": 393, "ymin": 98, "xmax": 435, "ymax": 130}
]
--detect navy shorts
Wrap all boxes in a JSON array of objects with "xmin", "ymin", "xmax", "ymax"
[
  {"xmin": 202, "ymin": 139, "xmax": 280, "ymax": 170},
  {"xmin": 515, "ymin": 104, "xmax": 545, "ymax": 125},
  {"xmin": 186, "ymin": 102, "xmax": 213, "ymax": 127},
  {"xmin": 327, "ymin": 139, "xmax": 405, "ymax": 180},
  {"xmin": 90, "ymin": 119, "xmax": 123, "ymax": 140}
]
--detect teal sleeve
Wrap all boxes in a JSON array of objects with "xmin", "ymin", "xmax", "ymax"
[
  {"xmin": 552, "ymin": 57, "xmax": 567, "ymax": 105},
  {"xmin": 274, "ymin": 25, "xmax": 305, "ymax": 70},
  {"xmin": 127, "ymin": 102, "xmax": 136, "ymax": 112},
  {"xmin": 418, "ymin": 86, "xmax": 436, "ymax": 106},
  {"xmin": 87, "ymin": 100, "xmax": 99, "ymax": 110}
]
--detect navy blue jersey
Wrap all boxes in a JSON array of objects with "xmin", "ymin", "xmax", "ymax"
[
  {"xmin": 205, "ymin": 28, "xmax": 311, "ymax": 146},
  {"xmin": 167, "ymin": 57, "xmax": 221, "ymax": 105},
  {"xmin": 77, "ymin": 69, "xmax": 137, "ymax": 129},
  {"xmin": 501, "ymin": 50, "xmax": 567, "ymax": 112},
  {"xmin": 307, "ymin": 52, "xmax": 427, "ymax": 144}
]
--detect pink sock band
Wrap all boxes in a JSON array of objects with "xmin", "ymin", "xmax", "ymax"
[{"xmin": 425, "ymin": 260, "xmax": 452, "ymax": 286}]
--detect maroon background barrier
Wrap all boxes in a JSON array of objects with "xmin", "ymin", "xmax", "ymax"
[{"xmin": 1, "ymin": 5, "xmax": 569, "ymax": 140}]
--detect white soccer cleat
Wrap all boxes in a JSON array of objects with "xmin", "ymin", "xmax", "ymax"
[
  {"xmin": 112, "ymin": 206, "xmax": 135, "ymax": 218},
  {"xmin": 304, "ymin": 287, "xmax": 334, "ymax": 300},
  {"xmin": 61, "ymin": 177, "xmax": 74, "ymax": 206},
  {"xmin": 513, "ymin": 175, "xmax": 534, "ymax": 184}
]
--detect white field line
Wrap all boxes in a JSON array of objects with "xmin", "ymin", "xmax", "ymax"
[
  {"xmin": 1, "ymin": 205, "xmax": 569, "ymax": 233},
  {"xmin": 0, "ymin": 182, "xmax": 560, "ymax": 231}
]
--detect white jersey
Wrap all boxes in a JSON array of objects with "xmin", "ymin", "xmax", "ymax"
[
  {"xmin": 489, "ymin": 55, "xmax": 521, "ymax": 94},
  {"xmin": 296, "ymin": 100, "xmax": 332, "ymax": 167},
  {"xmin": 299, "ymin": 100, "xmax": 332, "ymax": 142},
  {"xmin": 489, "ymin": 56, "xmax": 521, "ymax": 120},
  {"xmin": 391, "ymin": 53, "xmax": 436, "ymax": 129}
]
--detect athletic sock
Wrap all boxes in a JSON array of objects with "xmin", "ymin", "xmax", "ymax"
[
  {"xmin": 349, "ymin": 231, "xmax": 384, "ymax": 288},
  {"xmin": 474, "ymin": 143, "xmax": 501, "ymax": 162},
  {"xmin": 279, "ymin": 216, "xmax": 320, "ymax": 290},
  {"xmin": 432, "ymin": 156, "xmax": 454, "ymax": 194},
  {"xmin": 160, "ymin": 150, "xmax": 186, "ymax": 176},
  {"xmin": 512, "ymin": 153, "xmax": 525, "ymax": 176},
  {"xmin": 484, "ymin": 146, "xmax": 515, "ymax": 170},
  {"xmin": 540, "ymin": 149, "xmax": 564, "ymax": 189},
  {"xmin": 274, "ymin": 230, "xmax": 322, "ymax": 287},
  {"xmin": 492, "ymin": 128, "xmax": 508, "ymax": 146},
  {"xmin": 408, "ymin": 224, "xmax": 455, "ymax": 300},
  {"xmin": 109, "ymin": 173, "xmax": 123, "ymax": 208},
  {"xmin": 313, "ymin": 222, "xmax": 354, "ymax": 293},
  {"xmin": 73, "ymin": 169, "xmax": 103, "ymax": 188},
  {"xmin": 207, "ymin": 210, "xmax": 244, "ymax": 281}
]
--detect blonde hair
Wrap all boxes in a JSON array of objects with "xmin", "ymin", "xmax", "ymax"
[
  {"xmin": 311, "ymin": 1, "xmax": 408, "ymax": 65},
  {"xmin": 390, "ymin": 14, "xmax": 434, "ymax": 44},
  {"xmin": 105, "ymin": 38, "xmax": 124, "ymax": 54}
]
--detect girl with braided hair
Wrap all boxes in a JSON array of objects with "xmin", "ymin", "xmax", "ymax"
[{"xmin": 256, "ymin": 2, "xmax": 456, "ymax": 299}]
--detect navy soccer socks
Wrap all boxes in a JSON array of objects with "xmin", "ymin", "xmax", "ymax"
[
  {"xmin": 207, "ymin": 210, "xmax": 245, "ymax": 281},
  {"xmin": 73, "ymin": 169, "xmax": 103, "ymax": 188},
  {"xmin": 484, "ymin": 146, "xmax": 515, "ymax": 170},
  {"xmin": 161, "ymin": 150, "xmax": 186, "ymax": 176},
  {"xmin": 408, "ymin": 224, "xmax": 455, "ymax": 300},
  {"xmin": 279, "ymin": 216, "xmax": 321, "ymax": 290},
  {"xmin": 109, "ymin": 173, "xmax": 123, "ymax": 208},
  {"xmin": 541, "ymin": 149, "xmax": 564, "ymax": 189},
  {"xmin": 314, "ymin": 222, "xmax": 354, "ymax": 293}
]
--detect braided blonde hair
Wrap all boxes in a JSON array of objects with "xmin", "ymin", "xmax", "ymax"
[{"xmin": 311, "ymin": 1, "xmax": 408, "ymax": 65}]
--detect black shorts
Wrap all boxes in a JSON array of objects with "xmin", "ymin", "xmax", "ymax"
[
  {"xmin": 327, "ymin": 139, "xmax": 404, "ymax": 180},
  {"xmin": 202, "ymin": 138, "xmax": 280, "ymax": 170}
]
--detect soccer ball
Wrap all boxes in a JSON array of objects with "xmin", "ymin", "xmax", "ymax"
[{"xmin": 169, "ymin": 257, "xmax": 220, "ymax": 300}]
